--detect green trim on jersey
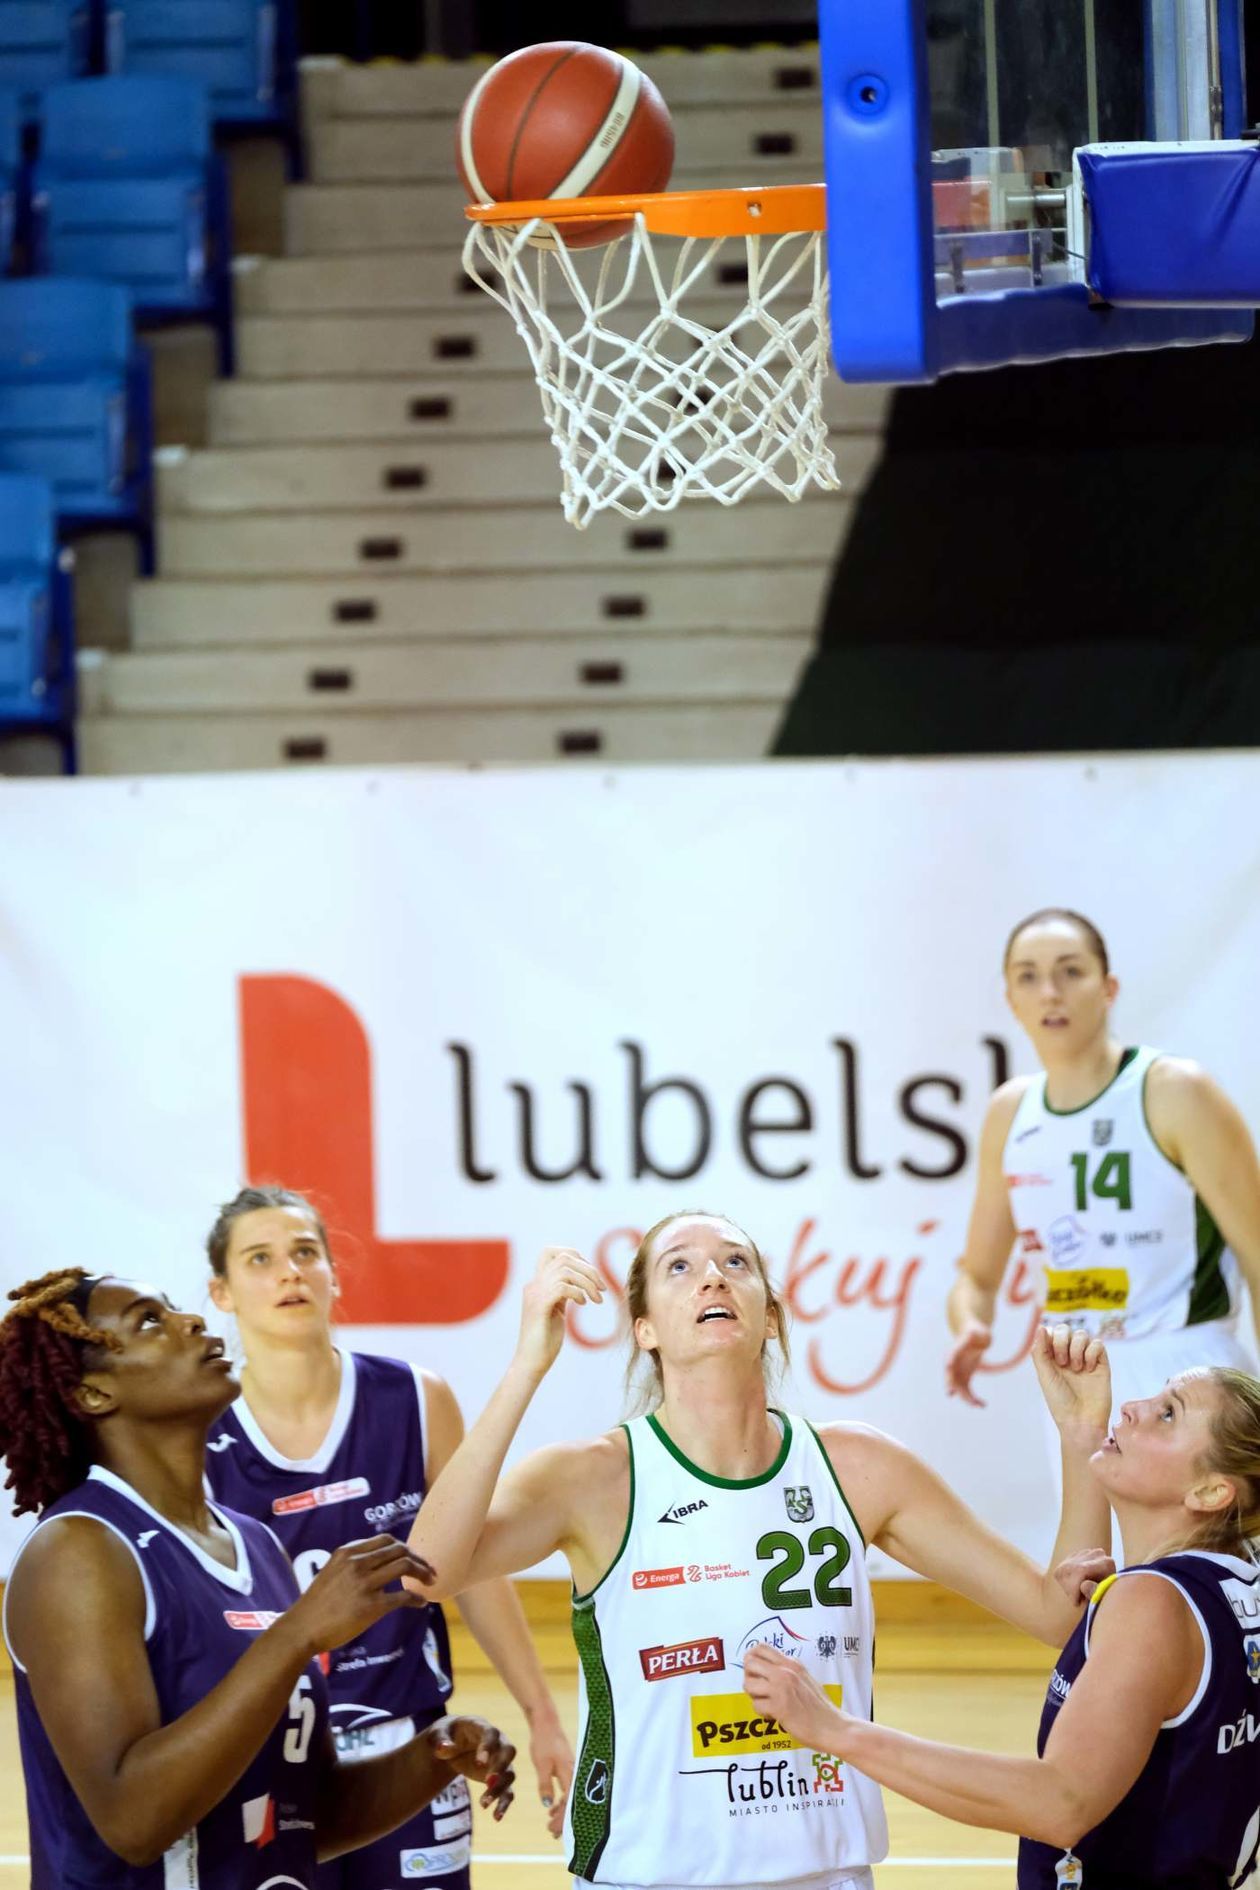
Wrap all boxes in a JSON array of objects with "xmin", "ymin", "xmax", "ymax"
[
  {"xmin": 568, "ymin": 1599, "xmax": 616, "ymax": 1881},
  {"xmin": 1042, "ymin": 1045, "xmax": 1139, "ymax": 1117},
  {"xmin": 572, "ymin": 1424, "xmax": 636, "ymax": 1607},
  {"xmin": 805, "ymin": 1419, "xmax": 867, "ymax": 1550},
  {"xmin": 645, "ymin": 1408, "xmax": 792, "ymax": 1489},
  {"xmin": 1187, "ymin": 1197, "xmax": 1231, "ymax": 1326}
]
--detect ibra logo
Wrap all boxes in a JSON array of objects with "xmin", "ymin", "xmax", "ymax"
[{"xmin": 239, "ymin": 975, "xmax": 509, "ymax": 1325}]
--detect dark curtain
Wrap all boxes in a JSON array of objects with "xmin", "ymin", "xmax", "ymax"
[{"xmin": 775, "ymin": 327, "xmax": 1260, "ymax": 756}]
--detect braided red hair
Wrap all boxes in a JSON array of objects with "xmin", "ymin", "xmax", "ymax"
[{"xmin": 0, "ymin": 1268, "xmax": 120, "ymax": 1515}]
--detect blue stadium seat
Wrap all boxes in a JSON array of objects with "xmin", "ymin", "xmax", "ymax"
[
  {"xmin": 0, "ymin": 89, "xmax": 20, "ymax": 273},
  {"xmin": 0, "ymin": 470, "xmax": 76, "ymax": 769},
  {"xmin": 0, "ymin": 278, "xmax": 154, "ymax": 572},
  {"xmin": 103, "ymin": 0, "xmax": 301, "ymax": 173},
  {"xmin": 0, "ymin": 0, "xmax": 90, "ymax": 128},
  {"xmin": 32, "ymin": 76, "xmax": 235, "ymax": 374}
]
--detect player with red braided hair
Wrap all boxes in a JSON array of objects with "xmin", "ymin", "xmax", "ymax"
[
  {"xmin": 0, "ymin": 1266, "xmax": 515, "ymax": 1890},
  {"xmin": 0, "ymin": 1268, "xmax": 124, "ymax": 1514}
]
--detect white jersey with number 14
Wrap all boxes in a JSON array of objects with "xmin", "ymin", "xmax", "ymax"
[{"xmin": 1003, "ymin": 1045, "xmax": 1239, "ymax": 1342}]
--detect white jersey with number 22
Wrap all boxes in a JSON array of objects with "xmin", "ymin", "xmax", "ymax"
[{"xmin": 565, "ymin": 1408, "xmax": 887, "ymax": 1889}]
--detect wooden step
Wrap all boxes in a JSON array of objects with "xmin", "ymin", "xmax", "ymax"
[
  {"xmin": 299, "ymin": 49, "xmax": 822, "ymax": 122},
  {"xmin": 78, "ymin": 700, "xmax": 785, "ymax": 772},
  {"xmin": 130, "ymin": 565, "xmax": 833, "ymax": 647},
  {"xmin": 157, "ymin": 435, "xmax": 880, "ymax": 515},
  {"xmin": 234, "ymin": 246, "xmax": 788, "ymax": 317},
  {"xmin": 306, "ymin": 101, "xmax": 823, "ymax": 184},
  {"xmin": 209, "ymin": 371, "xmax": 891, "ymax": 446},
  {"xmin": 236, "ymin": 299, "xmax": 842, "ymax": 379},
  {"xmin": 156, "ymin": 493, "xmax": 854, "ymax": 576},
  {"xmin": 284, "ymin": 172, "xmax": 823, "ymax": 252},
  {"xmin": 81, "ymin": 632, "xmax": 810, "ymax": 715}
]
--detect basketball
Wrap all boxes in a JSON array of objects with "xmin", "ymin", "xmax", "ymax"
[{"xmin": 457, "ymin": 41, "xmax": 675, "ymax": 249}]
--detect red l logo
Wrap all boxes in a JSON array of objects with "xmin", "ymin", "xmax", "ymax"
[{"xmin": 239, "ymin": 975, "xmax": 510, "ymax": 1324}]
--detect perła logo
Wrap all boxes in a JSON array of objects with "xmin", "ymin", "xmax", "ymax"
[{"xmin": 639, "ymin": 1636, "xmax": 724, "ymax": 1682}]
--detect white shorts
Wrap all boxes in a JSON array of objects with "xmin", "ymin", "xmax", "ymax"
[{"xmin": 573, "ymin": 1874, "xmax": 876, "ymax": 1890}]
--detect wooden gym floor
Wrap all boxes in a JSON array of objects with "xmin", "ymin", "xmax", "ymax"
[{"xmin": 0, "ymin": 1583, "xmax": 1045, "ymax": 1889}]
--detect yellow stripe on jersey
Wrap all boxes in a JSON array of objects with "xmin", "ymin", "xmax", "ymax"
[{"xmin": 1090, "ymin": 1572, "xmax": 1121, "ymax": 1609}]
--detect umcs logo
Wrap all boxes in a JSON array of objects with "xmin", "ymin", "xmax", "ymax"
[{"xmin": 239, "ymin": 975, "xmax": 509, "ymax": 1326}]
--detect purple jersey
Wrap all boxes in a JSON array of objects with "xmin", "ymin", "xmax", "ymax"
[
  {"xmin": 206, "ymin": 1351, "xmax": 453, "ymax": 1757},
  {"xmin": 1019, "ymin": 1550, "xmax": 1260, "ymax": 1889},
  {"xmin": 2, "ymin": 1464, "xmax": 328, "ymax": 1889}
]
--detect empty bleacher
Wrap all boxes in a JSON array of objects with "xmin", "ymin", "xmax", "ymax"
[{"xmin": 71, "ymin": 45, "xmax": 891, "ymax": 773}]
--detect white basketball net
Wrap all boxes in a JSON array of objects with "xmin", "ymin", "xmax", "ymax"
[{"xmin": 462, "ymin": 212, "xmax": 840, "ymax": 528}]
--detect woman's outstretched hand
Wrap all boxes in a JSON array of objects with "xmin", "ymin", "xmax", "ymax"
[
  {"xmin": 1053, "ymin": 1546, "xmax": 1116, "ymax": 1607},
  {"xmin": 424, "ymin": 1716, "xmax": 517, "ymax": 1823},
  {"xmin": 1031, "ymin": 1323, "xmax": 1112, "ymax": 1438},
  {"xmin": 515, "ymin": 1247, "xmax": 604, "ymax": 1381},
  {"xmin": 742, "ymin": 1643, "xmax": 848, "ymax": 1757}
]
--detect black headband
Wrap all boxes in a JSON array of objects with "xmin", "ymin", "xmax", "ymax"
[{"xmin": 66, "ymin": 1274, "xmax": 105, "ymax": 1321}]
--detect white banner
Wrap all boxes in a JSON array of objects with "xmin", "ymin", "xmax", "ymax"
[{"xmin": 2, "ymin": 755, "xmax": 1258, "ymax": 1579}]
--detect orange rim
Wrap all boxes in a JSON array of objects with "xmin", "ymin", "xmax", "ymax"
[{"xmin": 466, "ymin": 183, "xmax": 827, "ymax": 241}]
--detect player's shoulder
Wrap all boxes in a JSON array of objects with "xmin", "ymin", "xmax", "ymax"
[
  {"xmin": 523, "ymin": 1426, "xmax": 629, "ymax": 1492},
  {"xmin": 811, "ymin": 1418, "xmax": 907, "ymax": 1476},
  {"xmin": 7, "ymin": 1508, "xmax": 148, "ymax": 1630},
  {"xmin": 988, "ymin": 1073, "xmax": 1038, "ymax": 1117},
  {"xmin": 976, "ymin": 1075, "xmax": 1037, "ymax": 1150},
  {"xmin": 1089, "ymin": 1567, "xmax": 1203, "ymax": 1650},
  {"xmin": 1143, "ymin": 1054, "xmax": 1235, "ymax": 1144},
  {"xmin": 1144, "ymin": 1052, "xmax": 1210, "ymax": 1097},
  {"xmin": 348, "ymin": 1348, "xmax": 421, "ymax": 1389}
]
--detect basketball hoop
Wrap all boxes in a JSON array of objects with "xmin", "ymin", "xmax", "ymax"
[{"xmin": 463, "ymin": 185, "xmax": 838, "ymax": 528}]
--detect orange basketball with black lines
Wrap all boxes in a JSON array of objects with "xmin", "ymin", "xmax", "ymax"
[{"xmin": 457, "ymin": 41, "xmax": 675, "ymax": 249}]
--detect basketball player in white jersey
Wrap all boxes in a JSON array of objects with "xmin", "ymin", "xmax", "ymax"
[
  {"xmin": 407, "ymin": 1213, "xmax": 1113, "ymax": 1890},
  {"xmin": 946, "ymin": 908, "xmax": 1260, "ymax": 1419}
]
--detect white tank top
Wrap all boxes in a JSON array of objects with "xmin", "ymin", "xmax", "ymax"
[
  {"xmin": 564, "ymin": 1408, "xmax": 887, "ymax": 1888},
  {"xmin": 1002, "ymin": 1045, "xmax": 1239, "ymax": 1341}
]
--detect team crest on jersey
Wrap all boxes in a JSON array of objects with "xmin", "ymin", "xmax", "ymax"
[
  {"xmin": 1092, "ymin": 1118, "xmax": 1114, "ymax": 1147},
  {"xmin": 784, "ymin": 1486, "xmax": 814, "ymax": 1522},
  {"xmin": 584, "ymin": 1758, "xmax": 609, "ymax": 1805},
  {"xmin": 1245, "ymin": 1634, "xmax": 1260, "ymax": 1684}
]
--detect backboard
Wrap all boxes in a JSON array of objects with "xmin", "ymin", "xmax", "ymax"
[{"xmin": 822, "ymin": 0, "xmax": 1254, "ymax": 381}]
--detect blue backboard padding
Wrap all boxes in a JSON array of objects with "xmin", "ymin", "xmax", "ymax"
[
  {"xmin": 1083, "ymin": 144, "xmax": 1260, "ymax": 305},
  {"xmin": 824, "ymin": 0, "xmax": 1253, "ymax": 381},
  {"xmin": 820, "ymin": 0, "xmax": 937, "ymax": 383},
  {"xmin": 1219, "ymin": 0, "xmax": 1246, "ymax": 138},
  {"xmin": 937, "ymin": 282, "xmax": 1251, "ymax": 375}
]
